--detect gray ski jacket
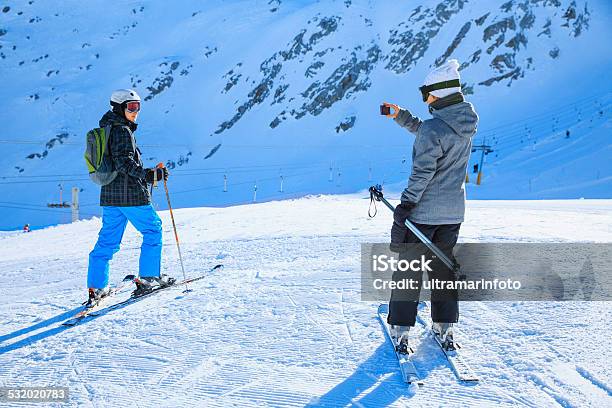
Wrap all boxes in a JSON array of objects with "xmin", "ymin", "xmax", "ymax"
[{"xmin": 394, "ymin": 93, "xmax": 478, "ymax": 224}]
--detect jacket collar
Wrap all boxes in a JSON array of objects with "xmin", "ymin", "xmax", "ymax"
[
  {"xmin": 117, "ymin": 114, "xmax": 138, "ymax": 132},
  {"xmin": 429, "ymin": 92, "xmax": 464, "ymax": 113},
  {"xmin": 100, "ymin": 110, "xmax": 138, "ymax": 132}
]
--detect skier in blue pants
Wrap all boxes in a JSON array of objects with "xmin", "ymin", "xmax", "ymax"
[
  {"xmin": 88, "ymin": 206, "xmax": 162, "ymax": 289},
  {"xmin": 87, "ymin": 89, "xmax": 171, "ymax": 303}
]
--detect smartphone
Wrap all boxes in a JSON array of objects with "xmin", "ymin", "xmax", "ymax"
[{"xmin": 380, "ymin": 105, "xmax": 390, "ymax": 115}]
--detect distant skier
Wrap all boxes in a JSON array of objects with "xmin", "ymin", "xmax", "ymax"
[
  {"xmin": 23, "ymin": 224, "xmax": 30, "ymax": 233},
  {"xmin": 381, "ymin": 59, "xmax": 478, "ymax": 349},
  {"xmin": 87, "ymin": 89, "xmax": 172, "ymax": 305}
]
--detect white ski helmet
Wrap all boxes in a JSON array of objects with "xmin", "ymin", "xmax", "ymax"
[
  {"xmin": 110, "ymin": 88, "xmax": 141, "ymax": 104},
  {"xmin": 110, "ymin": 89, "xmax": 141, "ymax": 114}
]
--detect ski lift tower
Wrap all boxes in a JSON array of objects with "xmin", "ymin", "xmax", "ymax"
[
  {"xmin": 47, "ymin": 184, "xmax": 79, "ymax": 222},
  {"xmin": 71, "ymin": 187, "xmax": 79, "ymax": 222},
  {"xmin": 47, "ymin": 184, "xmax": 71, "ymax": 209},
  {"xmin": 471, "ymin": 142, "xmax": 494, "ymax": 185}
]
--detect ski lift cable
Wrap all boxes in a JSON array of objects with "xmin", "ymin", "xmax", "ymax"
[
  {"xmin": 485, "ymin": 108, "xmax": 609, "ymax": 151},
  {"xmin": 0, "ymin": 156, "xmax": 403, "ymax": 180},
  {"xmin": 474, "ymin": 91, "xmax": 611, "ymax": 138},
  {"xmin": 474, "ymin": 97, "xmax": 611, "ymax": 145}
]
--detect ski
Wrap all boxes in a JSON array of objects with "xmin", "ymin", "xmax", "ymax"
[
  {"xmin": 62, "ymin": 278, "xmax": 135, "ymax": 326},
  {"xmin": 63, "ymin": 264, "xmax": 223, "ymax": 326},
  {"xmin": 377, "ymin": 304, "xmax": 423, "ymax": 386},
  {"xmin": 416, "ymin": 303, "xmax": 479, "ymax": 382},
  {"xmin": 92, "ymin": 264, "xmax": 223, "ymax": 315}
]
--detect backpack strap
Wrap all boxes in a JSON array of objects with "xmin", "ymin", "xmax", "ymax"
[
  {"xmin": 121, "ymin": 125, "xmax": 137, "ymax": 153},
  {"xmin": 106, "ymin": 123, "xmax": 136, "ymax": 154},
  {"xmin": 102, "ymin": 124, "xmax": 113, "ymax": 160},
  {"xmin": 104, "ymin": 124, "xmax": 112, "ymax": 145}
]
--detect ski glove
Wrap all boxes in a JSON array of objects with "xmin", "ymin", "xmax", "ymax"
[
  {"xmin": 390, "ymin": 221, "xmax": 408, "ymax": 253},
  {"xmin": 390, "ymin": 202, "xmax": 415, "ymax": 253},
  {"xmin": 145, "ymin": 167, "xmax": 169, "ymax": 184},
  {"xmin": 393, "ymin": 201, "xmax": 415, "ymax": 226}
]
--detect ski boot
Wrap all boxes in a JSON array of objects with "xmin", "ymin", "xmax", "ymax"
[
  {"xmin": 132, "ymin": 274, "xmax": 176, "ymax": 297},
  {"xmin": 85, "ymin": 287, "xmax": 111, "ymax": 308},
  {"xmin": 390, "ymin": 325, "xmax": 411, "ymax": 354},
  {"xmin": 155, "ymin": 274, "xmax": 176, "ymax": 288},
  {"xmin": 432, "ymin": 322, "xmax": 456, "ymax": 351}
]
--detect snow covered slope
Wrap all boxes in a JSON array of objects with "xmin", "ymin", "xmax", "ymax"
[
  {"xmin": 0, "ymin": 194, "xmax": 611, "ymax": 407},
  {"xmin": 0, "ymin": 0, "xmax": 611, "ymax": 229}
]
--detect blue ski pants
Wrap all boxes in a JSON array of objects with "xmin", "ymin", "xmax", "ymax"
[{"xmin": 88, "ymin": 205, "xmax": 162, "ymax": 289}]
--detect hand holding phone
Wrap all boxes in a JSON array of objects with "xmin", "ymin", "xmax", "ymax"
[{"xmin": 380, "ymin": 102, "xmax": 400, "ymax": 118}]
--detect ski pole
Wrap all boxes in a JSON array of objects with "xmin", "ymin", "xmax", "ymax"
[
  {"xmin": 157, "ymin": 163, "xmax": 191, "ymax": 292},
  {"xmin": 368, "ymin": 185, "xmax": 462, "ymax": 277}
]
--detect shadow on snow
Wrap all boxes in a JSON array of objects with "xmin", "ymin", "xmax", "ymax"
[{"xmin": 0, "ymin": 294, "xmax": 154, "ymax": 355}]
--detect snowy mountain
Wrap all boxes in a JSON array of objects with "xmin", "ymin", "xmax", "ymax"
[
  {"xmin": 1, "ymin": 194, "xmax": 611, "ymax": 406},
  {"xmin": 1, "ymin": 0, "xmax": 611, "ymax": 229}
]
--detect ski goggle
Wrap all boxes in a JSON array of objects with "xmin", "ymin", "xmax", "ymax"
[
  {"xmin": 419, "ymin": 79, "xmax": 461, "ymax": 102},
  {"xmin": 125, "ymin": 100, "xmax": 141, "ymax": 113}
]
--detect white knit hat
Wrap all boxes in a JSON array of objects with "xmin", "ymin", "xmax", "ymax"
[{"xmin": 423, "ymin": 59, "xmax": 461, "ymax": 98}]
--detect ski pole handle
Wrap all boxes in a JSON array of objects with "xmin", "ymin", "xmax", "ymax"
[{"xmin": 152, "ymin": 162, "xmax": 165, "ymax": 188}]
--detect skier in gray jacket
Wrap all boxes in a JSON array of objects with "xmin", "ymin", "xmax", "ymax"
[{"xmin": 382, "ymin": 59, "xmax": 479, "ymax": 349}]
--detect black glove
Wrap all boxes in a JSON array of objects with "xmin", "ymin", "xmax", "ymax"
[
  {"xmin": 145, "ymin": 167, "xmax": 169, "ymax": 184},
  {"xmin": 390, "ymin": 220, "xmax": 408, "ymax": 253},
  {"xmin": 393, "ymin": 201, "xmax": 415, "ymax": 226},
  {"xmin": 389, "ymin": 202, "xmax": 415, "ymax": 253}
]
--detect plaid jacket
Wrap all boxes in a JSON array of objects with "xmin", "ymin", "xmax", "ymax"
[{"xmin": 99, "ymin": 110, "xmax": 151, "ymax": 207}]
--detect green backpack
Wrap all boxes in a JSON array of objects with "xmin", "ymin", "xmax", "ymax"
[{"xmin": 84, "ymin": 125, "xmax": 117, "ymax": 185}]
